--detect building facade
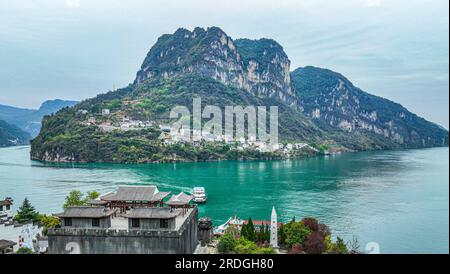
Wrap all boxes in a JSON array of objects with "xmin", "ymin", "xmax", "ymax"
[{"xmin": 48, "ymin": 205, "xmax": 198, "ymax": 254}]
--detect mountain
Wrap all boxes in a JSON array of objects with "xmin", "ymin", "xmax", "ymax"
[
  {"xmin": 0, "ymin": 99, "xmax": 78, "ymax": 138},
  {"xmin": 135, "ymin": 27, "xmax": 299, "ymax": 107},
  {"xmin": 0, "ymin": 120, "xmax": 32, "ymax": 147},
  {"xmin": 30, "ymin": 27, "xmax": 448, "ymax": 163},
  {"xmin": 291, "ymin": 66, "xmax": 449, "ymax": 149}
]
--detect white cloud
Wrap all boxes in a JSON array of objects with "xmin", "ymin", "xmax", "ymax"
[{"xmin": 65, "ymin": 0, "xmax": 81, "ymax": 9}]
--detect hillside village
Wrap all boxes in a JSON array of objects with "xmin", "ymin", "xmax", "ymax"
[{"xmin": 78, "ymin": 107, "xmax": 319, "ymax": 155}]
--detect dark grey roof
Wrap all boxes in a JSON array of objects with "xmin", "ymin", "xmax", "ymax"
[
  {"xmin": 122, "ymin": 207, "xmax": 179, "ymax": 219},
  {"xmin": 0, "ymin": 199, "xmax": 12, "ymax": 206},
  {"xmin": 0, "ymin": 239, "xmax": 16, "ymax": 249},
  {"xmin": 165, "ymin": 192, "xmax": 193, "ymax": 206},
  {"xmin": 54, "ymin": 206, "xmax": 117, "ymax": 218},
  {"xmin": 101, "ymin": 186, "xmax": 170, "ymax": 202},
  {"xmin": 86, "ymin": 199, "xmax": 108, "ymax": 205}
]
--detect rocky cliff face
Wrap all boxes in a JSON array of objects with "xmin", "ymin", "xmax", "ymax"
[
  {"xmin": 291, "ymin": 66, "xmax": 449, "ymax": 148},
  {"xmin": 135, "ymin": 27, "xmax": 298, "ymax": 107}
]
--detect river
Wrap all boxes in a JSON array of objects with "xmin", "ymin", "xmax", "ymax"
[{"xmin": 0, "ymin": 146, "xmax": 448, "ymax": 253}]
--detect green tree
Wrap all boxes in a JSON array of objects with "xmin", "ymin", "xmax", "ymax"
[
  {"xmin": 278, "ymin": 223, "xmax": 286, "ymax": 245},
  {"xmin": 217, "ymin": 233, "xmax": 237, "ymax": 254},
  {"xmin": 234, "ymin": 238, "xmax": 275, "ymax": 254},
  {"xmin": 62, "ymin": 190, "xmax": 100, "ymax": 209},
  {"xmin": 14, "ymin": 198, "xmax": 39, "ymax": 223},
  {"xmin": 86, "ymin": 191, "xmax": 100, "ymax": 201},
  {"xmin": 16, "ymin": 247, "xmax": 34, "ymax": 254},
  {"xmin": 241, "ymin": 217, "xmax": 256, "ymax": 242},
  {"xmin": 330, "ymin": 237, "xmax": 349, "ymax": 254},
  {"xmin": 63, "ymin": 190, "xmax": 85, "ymax": 209},
  {"xmin": 39, "ymin": 214, "xmax": 61, "ymax": 236},
  {"xmin": 283, "ymin": 221, "xmax": 311, "ymax": 248}
]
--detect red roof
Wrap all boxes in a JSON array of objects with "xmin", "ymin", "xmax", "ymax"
[{"xmin": 243, "ymin": 220, "xmax": 282, "ymax": 227}]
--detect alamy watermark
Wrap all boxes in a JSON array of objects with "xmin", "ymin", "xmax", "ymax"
[{"xmin": 168, "ymin": 97, "xmax": 279, "ymax": 149}]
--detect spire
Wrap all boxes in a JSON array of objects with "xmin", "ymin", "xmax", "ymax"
[{"xmin": 270, "ymin": 206, "xmax": 278, "ymax": 248}]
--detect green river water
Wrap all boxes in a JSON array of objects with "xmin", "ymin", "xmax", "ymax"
[{"xmin": 0, "ymin": 146, "xmax": 448, "ymax": 253}]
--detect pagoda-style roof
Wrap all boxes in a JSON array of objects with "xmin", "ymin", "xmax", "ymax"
[
  {"xmin": 165, "ymin": 192, "xmax": 193, "ymax": 207},
  {"xmin": 0, "ymin": 198, "xmax": 13, "ymax": 206},
  {"xmin": 86, "ymin": 199, "xmax": 108, "ymax": 206},
  {"xmin": 122, "ymin": 207, "xmax": 179, "ymax": 219},
  {"xmin": 101, "ymin": 186, "xmax": 170, "ymax": 203},
  {"xmin": 54, "ymin": 206, "xmax": 117, "ymax": 218},
  {"xmin": 0, "ymin": 239, "xmax": 16, "ymax": 249}
]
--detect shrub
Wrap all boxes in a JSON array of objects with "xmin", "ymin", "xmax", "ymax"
[
  {"xmin": 301, "ymin": 217, "xmax": 319, "ymax": 232},
  {"xmin": 217, "ymin": 233, "xmax": 237, "ymax": 254},
  {"xmin": 303, "ymin": 232, "xmax": 326, "ymax": 254},
  {"xmin": 16, "ymin": 247, "xmax": 34, "ymax": 254}
]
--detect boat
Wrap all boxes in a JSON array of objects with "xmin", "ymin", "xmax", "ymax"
[
  {"xmin": 213, "ymin": 216, "xmax": 244, "ymax": 236},
  {"xmin": 192, "ymin": 187, "xmax": 207, "ymax": 203}
]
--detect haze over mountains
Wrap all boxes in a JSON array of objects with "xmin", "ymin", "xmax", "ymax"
[
  {"xmin": 0, "ymin": 99, "xmax": 78, "ymax": 146},
  {"xmin": 30, "ymin": 27, "xmax": 448, "ymax": 163}
]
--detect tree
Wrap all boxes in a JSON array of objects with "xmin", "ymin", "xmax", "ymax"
[
  {"xmin": 63, "ymin": 190, "xmax": 100, "ymax": 209},
  {"xmin": 63, "ymin": 190, "xmax": 85, "ymax": 209},
  {"xmin": 278, "ymin": 223, "xmax": 286, "ymax": 246},
  {"xmin": 301, "ymin": 217, "xmax": 319, "ymax": 232},
  {"xmin": 14, "ymin": 198, "xmax": 39, "ymax": 223},
  {"xmin": 86, "ymin": 191, "xmax": 100, "ymax": 201},
  {"xmin": 283, "ymin": 221, "xmax": 311, "ymax": 248},
  {"xmin": 330, "ymin": 237, "xmax": 349, "ymax": 254},
  {"xmin": 217, "ymin": 233, "xmax": 237, "ymax": 254},
  {"xmin": 303, "ymin": 232, "xmax": 326, "ymax": 254},
  {"xmin": 39, "ymin": 214, "xmax": 61, "ymax": 236},
  {"xmin": 16, "ymin": 247, "xmax": 34, "ymax": 254},
  {"xmin": 241, "ymin": 217, "xmax": 256, "ymax": 242},
  {"xmin": 234, "ymin": 237, "xmax": 275, "ymax": 254}
]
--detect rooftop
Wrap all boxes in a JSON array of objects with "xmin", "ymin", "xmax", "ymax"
[
  {"xmin": 101, "ymin": 186, "xmax": 170, "ymax": 202},
  {"xmin": 0, "ymin": 239, "xmax": 16, "ymax": 249},
  {"xmin": 55, "ymin": 207, "xmax": 117, "ymax": 218},
  {"xmin": 0, "ymin": 198, "xmax": 13, "ymax": 206},
  {"xmin": 165, "ymin": 192, "xmax": 193, "ymax": 206},
  {"xmin": 122, "ymin": 207, "xmax": 179, "ymax": 219}
]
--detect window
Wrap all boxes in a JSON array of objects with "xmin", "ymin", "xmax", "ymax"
[
  {"xmin": 131, "ymin": 218, "xmax": 140, "ymax": 228},
  {"xmin": 0, "ymin": 205, "xmax": 3, "ymax": 211},
  {"xmin": 92, "ymin": 218, "xmax": 100, "ymax": 227},
  {"xmin": 6, "ymin": 205, "xmax": 10, "ymax": 210},
  {"xmin": 160, "ymin": 219, "xmax": 169, "ymax": 229},
  {"xmin": 64, "ymin": 218, "xmax": 72, "ymax": 226}
]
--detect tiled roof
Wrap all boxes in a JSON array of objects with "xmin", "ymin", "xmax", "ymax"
[
  {"xmin": 0, "ymin": 239, "xmax": 16, "ymax": 249},
  {"xmin": 54, "ymin": 206, "xmax": 117, "ymax": 218},
  {"xmin": 165, "ymin": 192, "xmax": 193, "ymax": 206},
  {"xmin": 101, "ymin": 186, "xmax": 170, "ymax": 202},
  {"xmin": 122, "ymin": 207, "xmax": 179, "ymax": 219}
]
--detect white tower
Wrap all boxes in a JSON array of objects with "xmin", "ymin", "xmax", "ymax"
[{"xmin": 270, "ymin": 206, "xmax": 279, "ymax": 248}]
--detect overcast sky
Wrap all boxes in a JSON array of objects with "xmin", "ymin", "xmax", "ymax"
[{"xmin": 0, "ymin": 0, "xmax": 448, "ymax": 128}]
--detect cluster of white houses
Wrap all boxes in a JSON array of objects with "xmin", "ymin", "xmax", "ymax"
[{"xmin": 48, "ymin": 186, "xmax": 199, "ymax": 254}]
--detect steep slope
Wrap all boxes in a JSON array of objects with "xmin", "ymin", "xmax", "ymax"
[
  {"xmin": 0, "ymin": 99, "xmax": 78, "ymax": 137},
  {"xmin": 135, "ymin": 27, "xmax": 299, "ymax": 107},
  {"xmin": 0, "ymin": 120, "xmax": 32, "ymax": 147},
  {"xmin": 30, "ymin": 75, "xmax": 325, "ymax": 163},
  {"xmin": 291, "ymin": 66, "xmax": 449, "ymax": 149}
]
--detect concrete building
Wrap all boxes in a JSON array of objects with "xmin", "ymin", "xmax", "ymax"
[{"xmin": 48, "ymin": 205, "xmax": 198, "ymax": 254}]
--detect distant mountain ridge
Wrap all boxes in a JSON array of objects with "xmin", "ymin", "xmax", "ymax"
[
  {"xmin": 30, "ymin": 27, "xmax": 448, "ymax": 163},
  {"xmin": 0, "ymin": 99, "xmax": 79, "ymax": 138},
  {"xmin": 0, "ymin": 120, "xmax": 31, "ymax": 147}
]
